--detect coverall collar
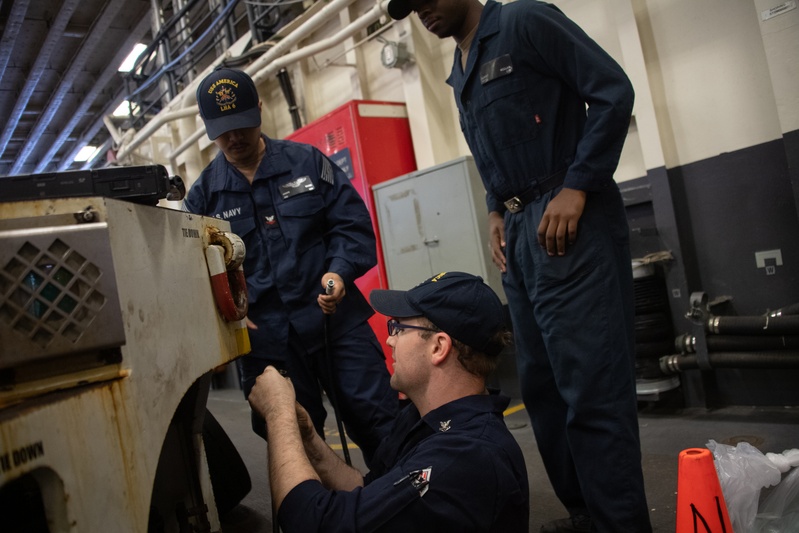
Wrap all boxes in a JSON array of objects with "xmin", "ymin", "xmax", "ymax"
[
  {"xmin": 447, "ymin": 0, "xmax": 501, "ymax": 88},
  {"xmin": 207, "ymin": 134, "xmax": 295, "ymax": 192}
]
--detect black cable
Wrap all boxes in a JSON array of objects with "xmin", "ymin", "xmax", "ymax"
[
  {"xmin": 323, "ymin": 297, "xmax": 352, "ymax": 465},
  {"xmin": 660, "ymin": 350, "xmax": 799, "ymax": 373},
  {"xmin": 277, "ymin": 68, "xmax": 303, "ymax": 131},
  {"xmin": 706, "ymin": 314, "xmax": 799, "ymax": 335},
  {"xmin": 273, "ymin": 284, "xmax": 352, "ymax": 533},
  {"xmin": 675, "ymin": 333, "xmax": 799, "ymax": 353}
]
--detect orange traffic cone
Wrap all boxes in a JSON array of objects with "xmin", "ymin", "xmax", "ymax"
[{"xmin": 675, "ymin": 448, "xmax": 735, "ymax": 533}]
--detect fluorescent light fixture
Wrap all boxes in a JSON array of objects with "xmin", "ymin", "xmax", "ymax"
[
  {"xmin": 74, "ymin": 145, "xmax": 101, "ymax": 162},
  {"xmin": 113, "ymin": 100, "xmax": 140, "ymax": 117},
  {"xmin": 118, "ymin": 43, "xmax": 148, "ymax": 72}
]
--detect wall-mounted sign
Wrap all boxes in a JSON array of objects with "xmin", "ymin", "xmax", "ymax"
[{"xmin": 761, "ymin": 0, "xmax": 796, "ymax": 21}]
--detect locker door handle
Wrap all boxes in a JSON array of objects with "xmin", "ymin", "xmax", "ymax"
[{"xmin": 423, "ymin": 237, "xmax": 439, "ymax": 246}]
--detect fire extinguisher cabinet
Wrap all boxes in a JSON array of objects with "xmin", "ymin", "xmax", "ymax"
[{"xmin": 286, "ymin": 101, "xmax": 417, "ymax": 372}]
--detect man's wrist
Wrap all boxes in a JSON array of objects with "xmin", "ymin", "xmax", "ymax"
[
  {"xmin": 265, "ymin": 405, "xmax": 297, "ymax": 427},
  {"xmin": 304, "ymin": 433, "xmax": 327, "ymax": 464}
]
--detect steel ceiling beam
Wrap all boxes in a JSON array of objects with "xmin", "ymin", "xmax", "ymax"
[
  {"xmin": 0, "ymin": 0, "xmax": 31, "ymax": 81},
  {"xmin": 38, "ymin": 13, "xmax": 154, "ymax": 173},
  {"xmin": 12, "ymin": 0, "xmax": 130, "ymax": 174},
  {"xmin": 0, "ymin": 0, "xmax": 81, "ymax": 167}
]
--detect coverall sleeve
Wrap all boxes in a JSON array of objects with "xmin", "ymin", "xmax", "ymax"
[
  {"xmin": 182, "ymin": 177, "xmax": 208, "ymax": 215},
  {"xmin": 315, "ymin": 150, "xmax": 377, "ymax": 284},
  {"xmin": 522, "ymin": 6, "xmax": 634, "ymax": 191},
  {"xmin": 277, "ymin": 436, "xmax": 522, "ymax": 532},
  {"xmin": 486, "ymin": 189, "xmax": 506, "ymax": 215}
]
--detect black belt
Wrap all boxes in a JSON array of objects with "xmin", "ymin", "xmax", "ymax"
[{"xmin": 503, "ymin": 169, "xmax": 567, "ymax": 214}]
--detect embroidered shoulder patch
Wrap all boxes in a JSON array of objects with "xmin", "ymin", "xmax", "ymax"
[{"xmin": 321, "ymin": 158, "xmax": 334, "ymax": 185}]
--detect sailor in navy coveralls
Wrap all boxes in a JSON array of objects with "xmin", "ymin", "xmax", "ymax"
[
  {"xmin": 386, "ymin": 1, "xmax": 651, "ymax": 531},
  {"xmin": 185, "ymin": 68, "xmax": 397, "ymax": 466},
  {"xmin": 248, "ymin": 272, "xmax": 529, "ymax": 532}
]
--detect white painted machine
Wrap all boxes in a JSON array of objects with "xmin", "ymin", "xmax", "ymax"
[{"xmin": 0, "ymin": 197, "xmax": 250, "ymax": 532}]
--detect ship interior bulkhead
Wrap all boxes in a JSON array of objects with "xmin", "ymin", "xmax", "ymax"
[{"xmin": 0, "ymin": 0, "xmax": 797, "ymax": 531}]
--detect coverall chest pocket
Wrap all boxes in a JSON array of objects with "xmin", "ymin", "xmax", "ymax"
[
  {"xmin": 228, "ymin": 217, "xmax": 264, "ymax": 277},
  {"xmin": 275, "ymin": 193, "xmax": 326, "ymax": 255},
  {"xmin": 480, "ymin": 76, "xmax": 539, "ymax": 148}
]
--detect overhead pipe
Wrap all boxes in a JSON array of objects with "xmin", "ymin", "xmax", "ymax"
[
  {"xmin": 117, "ymin": 107, "xmax": 210, "ymax": 162},
  {"xmin": 120, "ymin": 0, "xmax": 389, "ymax": 165},
  {"xmin": 177, "ymin": 0, "xmax": 362, "ymax": 113},
  {"xmin": 165, "ymin": 0, "xmax": 379, "ymax": 168},
  {"xmin": 249, "ymin": 0, "xmax": 388, "ymax": 87},
  {"xmin": 121, "ymin": 0, "xmax": 359, "ymax": 161},
  {"xmin": 218, "ymin": 43, "xmax": 275, "ymax": 69},
  {"xmin": 103, "ymin": 115, "xmax": 125, "ymax": 145},
  {"xmin": 244, "ymin": 0, "xmax": 364, "ymax": 81},
  {"xmin": 660, "ymin": 351, "xmax": 799, "ymax": 374}
]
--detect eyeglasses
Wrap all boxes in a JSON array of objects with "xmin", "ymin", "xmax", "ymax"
[{"xmin": 386, "ymin": 319, "xmax": 440, "ymax": 337}]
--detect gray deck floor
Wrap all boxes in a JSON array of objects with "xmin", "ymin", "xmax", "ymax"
[{"xmin": 207, "ymin": 387, "xmax": 799, "ymax": 532}]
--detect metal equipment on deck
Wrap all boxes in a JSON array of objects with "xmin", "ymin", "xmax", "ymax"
[{"xmin": 0, "ymin": 196, "xmax": 250, "ymax": 532}]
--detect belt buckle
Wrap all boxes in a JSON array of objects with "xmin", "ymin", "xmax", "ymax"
[{"xmin": 504, "ymin": 196, "xmax": 523, "ymax": 214}]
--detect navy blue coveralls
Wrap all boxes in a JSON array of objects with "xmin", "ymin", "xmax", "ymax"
[
  {"xmin": 184, "ymin": 136, "xmax": 397, "ymax": 466},
  {"xmin": 446, "ymin": 2, "xmax": 651, "ymax": 531},
  {"xmin": 278, "ymin": 394, "xmax": 529, "ymax": 532}
]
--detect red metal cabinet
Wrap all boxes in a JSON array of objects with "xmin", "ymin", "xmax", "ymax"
[{"xmin": 286, "ymin": 100, "xmax": 417, "ymax": 372}]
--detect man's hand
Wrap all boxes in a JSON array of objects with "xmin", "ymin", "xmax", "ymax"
[
  {"xmin": 248, "ymin": 366, "xmax": 296, "ymax": 422},
  {"xmin": 537, "ymin": 188, "xmax": 586, "ymax": 256},
  {"xmin": 317, "ymin": 272, "xmax": 345, "ymax": 315},
  {"xmin": 295, "ymin": 401, "xmax": 317, "ymax": 444},
  {"xmin": 249, "ymin": 367, "xmax": 321, "ymax": 512},
  {"xmin": 488, "ymin": 211, "xmax": 507, "ymax": 273}
]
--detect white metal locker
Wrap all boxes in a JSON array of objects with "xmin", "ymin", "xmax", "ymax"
[{"xmin": 374, "ymin": 156, "xmax": 506, "ymax": 303}]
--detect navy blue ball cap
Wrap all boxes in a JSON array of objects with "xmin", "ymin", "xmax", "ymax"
[
  {"xmin": 196, "ymin": 68, "xmax": 262, "ymax": 140},
  {"xmin": 386, "ymin": 0, "xmax": 412, "ymax": 20},
  {"xmin": 370, "ymin": 272, "xmax": 506, "ymax": 357}
]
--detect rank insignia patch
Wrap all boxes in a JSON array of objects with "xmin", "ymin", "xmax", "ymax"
[{"xmin": 279, "ymin": 175, "xmax": 315, "ymax": 199}]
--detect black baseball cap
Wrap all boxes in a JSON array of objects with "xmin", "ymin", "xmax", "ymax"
[
  {"xmin": 196, "ymin": 68, "xmax": 262, "ymax": 140},
  {"xmin": 386, "ymin": 0, "xmax": 413, "ymax": 20},
  {"xmin": 370, "ymin": 272, "xmax": 506, "ymax": 357}
]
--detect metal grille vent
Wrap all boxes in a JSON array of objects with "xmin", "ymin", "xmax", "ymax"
[{"xmin": 0, "ymin": 239, "xmax": 106, "ymax": 347}]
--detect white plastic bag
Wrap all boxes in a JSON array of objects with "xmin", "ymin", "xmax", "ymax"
[
  {"xmin": 707, "ymin": 439, "xmax": 782, "ymax": 533},
  {"xmin": 754, "ymin": 466, "xmax": 799, "ymax": 533}
]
